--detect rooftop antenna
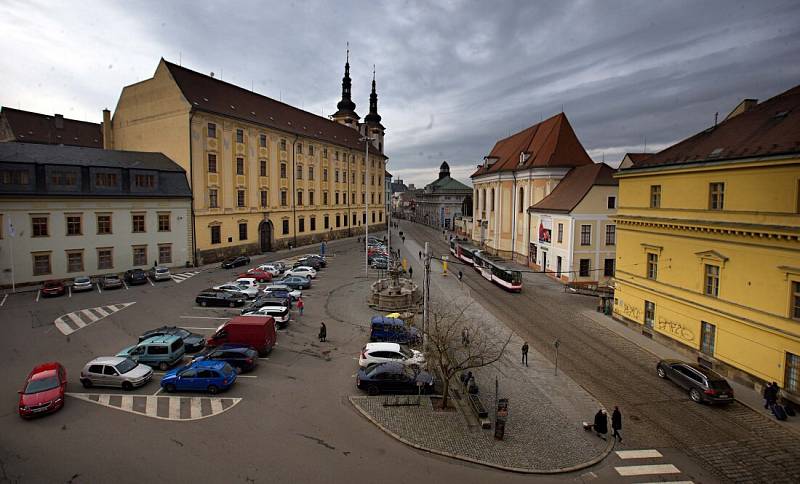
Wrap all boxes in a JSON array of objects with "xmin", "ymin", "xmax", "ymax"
[
  {"xmin": 561, "ymin": 104, "xmax": 564, "ymax": 113},
  {"xmin": 714, "ymin": 111, "xmax": 718, "ymax": 127},
  {"xmin": 251, "ymin": 80, "xmax": 254, "ymax": 92},
  {"xmin": 179, "ymin": 51, "xmax": 182, "ymax": 66},
  {"xmin": 644, "ymin": 135, "xmax": 647, "ymax": 153}
]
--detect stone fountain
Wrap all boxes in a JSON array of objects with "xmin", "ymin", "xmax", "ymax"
[{"xmin": 368, "ymin": 263, "xmax": 422, "ymax": 311}]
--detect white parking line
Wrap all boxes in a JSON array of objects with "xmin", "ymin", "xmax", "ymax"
[
  {"xmin": 153, "ymin": 387, "xmax": 163, "ymax": 397},
  {"xmin": 616, "ymin": 450, "xmax": 663, "ymax": 459},
  {"xmin": 97, "ymin": 284, "xmax": 102, "ymax": 294},
  {"xmin": 179, "ymin": 316, "xmax": 230, "ymax": 320},
  {"xmin": 615, "ymin": 464, "xmax": 681, "ymax": 477},
  {"xmin": 210, "ymin": 399, "xmax": 223, "ymax": 414},
  {"xmin": 80, "ymin": 309, "xmax": 99, "ymax": 323},
  {"xmin": 147, "ymin": 277, "xmax": 155, "ymax": 287},
  {"xmin": 123, "ymin": 281, "xmax": 129, "ymax": 290},
  {"xmin": 190, "ymin": 398, "xmax": 202, "ymax": 419},
  {"xmin": 35, "ymin": 290, "xmax": 40, "ymax": 302},
  {"xmin": 68, "ymin": 286, "xmax": 72, "ymax": 298},
  {"xmin": 120, "ymin": 395, "xmax": 134, "ymax": 411},
  {"xmin": 236, "ymin": 375, "xmax": 258, "ymax": 379},
  {"xmin": 0, "ymin": 294, "xmax": 7, "ymax": 307},
  {"xmin": 258, "ymin": 358, "xmax": 270, "ymax": 361},
  {"xmin": 168, "ymin": 399, "xmax": 180, "ymax": 419}
]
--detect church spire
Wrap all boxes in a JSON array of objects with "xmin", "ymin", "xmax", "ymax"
[
  {"xmin": 364, "ymin": 65, "xmax": 382, "ymax": 125},
  {"xmin": 332, "ymin": 43, "xmax": 358, "ymax": 124}
]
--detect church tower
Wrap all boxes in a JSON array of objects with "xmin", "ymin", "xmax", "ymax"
[
  {"xmin": 331, "ymin": 47, "xmax": 360, "ymax": 128},
  {"xmin": 362, "ymin": 66, "xmax": 385, "ymax": 153}
]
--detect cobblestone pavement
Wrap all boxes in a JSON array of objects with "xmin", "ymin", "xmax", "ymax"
[{"xmin": 400, "ymin": 220, "xmax": 800, "ymax": 483}]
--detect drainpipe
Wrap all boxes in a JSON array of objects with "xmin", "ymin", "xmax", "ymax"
[
  {"xmin": 188, "ymin": 111, "xmax": 198, "ymax": 266},
  {"xmin": 291, "ymin": 134, "xmax": 299, "ymax": 248},
  {"xmin": 511, "ymin": 170, "xmax": 517, "ymax": 261}
]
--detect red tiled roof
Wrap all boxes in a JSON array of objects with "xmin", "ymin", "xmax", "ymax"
[
  {"xmin": 629, "ymin": 84, "xmax": 800, "ymax": 169},
  {"xmin": 162, "ymin": 60, "xmax": 382, "ymax": 157},
  {"xmin": 625, "ymin": 153, "xmax": 651, "ymax": 165},
  {"xmin": 529, "ymin": 163, "xmax": 617, "ymax": 213},
  {"xmin": 0, "ymin": 107, "xmax": 102, "ymax": 148},
  {"xmin": 471, "ymin": 113, "xmax": 592, "ymax": 177}
]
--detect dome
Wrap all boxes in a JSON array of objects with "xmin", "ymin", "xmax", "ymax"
[{"xmin": 438, "ymin": 161, "xmax": 450, "ymax": 179}]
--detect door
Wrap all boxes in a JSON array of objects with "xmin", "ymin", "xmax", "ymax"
[
  {"xmin": 103, "ymin": 365, "xmax": 119, "ymax": 387},
  {"xmin": 259, "ymin": 220, "xmax": 272, "ymax": 253},
  {"xmin": 556, "ymin": 256, "xmax": 562, "ymax": 277},
  {"xmin": 179, "ymin": 369, "xmax": 199, "ymax": 390},
  {"xmin": 542, "ymin": 252, "xmax": 548, "ymax": 272}
]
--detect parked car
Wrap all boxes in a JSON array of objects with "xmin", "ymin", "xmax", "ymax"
[
  {"xmin": 256, "ymin": 264, "xmax": 283, "ymax": 276},
  {"xmin": 371, "ymin": 258, "xmax": 389, "ymax": 270},
  {"xmin": 356, "ymin": 362, "xmax": 434, "ymax": 396},
  {"xmin": 117, "ymin": 335, "xmax": 185, "ymax": 371},
  {"xmin": 196, "ymin": 289, "xmax": 246, "ymax": 308},
  {"xmin": 261, "ymin": 289, "xmax": 295, "ymax": 306},
  {"xmin": 358, "ymin": 342, "xmax": 425, "ymax": 368},
  {"xmin": 206, "ymin": 315, "xmax": 276, "ymax": 356},
  {"xmin": 279, "ymin": 275, "xmax": 312, "ymax": 290},
  {"xmin": 214, "ymin": 283, "xmax": 259, "ymax": 299},
  {"xmin": 285, "ymin": 266, "xmax": 317, "ymax": 279},
  {"xmin": 192, "ymin": 344, "xmax": 258, "ymax": 373},
  {"xmin": 293, "ymin": 258, "xmax": 322, "ymax": 271},
  {"xmin": 18, "ymin": 362, "xmax": 67, "ymax": 418},
  {"xmin": 656, "ymin": 359, "xmax": 734, "ymax": 404},
  {"xmin": 100, "ymin": 273, "xmax": 124, "ymax": 290},
  {"xmin": 242, "ymin": 296, "xmax": 291, "ymax": 315},
  {"xmin": 242, "ymin": 304, "xmax": 290, "ymax": 328},
  {"xmin": 262, "ymin": 284, "xmax": 301, "ymax": 300},
  {"xmin": 79, "ymin": 356, "xmax": 152, "ymax": 390},
  {"xmin": 124, "ymin": 268, "xmax": 148, "ymax": 285},
  {"xmin": 369, "ymin": 316, "xmax": 420, "ymax": 345},
  {"xmin": 161, "ymin": 360, "xmax": 237, "ymax": 394},
  {"xmin": 41, "ymin": 280, "xmax": 66, "ymax": 297},
  {"xmin": 241, "ymin": 269, "xmax": 272, "ymax": 283},
  {"xmin": 235, "ymin": 277, "xmax": 261, "ymax": 290},
  {"xmin": 139, "ymin": 326, "xmax": 205, "ymax": 352},
  {"xmin": 149, "ymin": 266, "xmax": 172, "ymax": 282},
  {"xmin": 72, "ymin": 276, "xmax": 94, "ymax": 292},
  {"xmin": 222, "ymin": 256, "xmax": 250, "ymax": 269}
]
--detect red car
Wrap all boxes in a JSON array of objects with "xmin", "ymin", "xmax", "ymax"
[
  {"xmin": 41, "ymin": 280, "xmax": 66, "ymax": 297},
  {"xmin": 19, "ymin": 362, "xmax": 67, "ymax": 418},
  {"xmin": 241, "ymin": 269, "xmax": 273, "ymax": 283}
]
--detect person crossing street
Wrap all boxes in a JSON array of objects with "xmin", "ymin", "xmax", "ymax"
[
  {"xmin": 297, "ymin": 297, "xmax": 304, "ymax": 316},
  {"xmin": 521, "ymin": 342, "xmax": 529, "ymax": 366}
]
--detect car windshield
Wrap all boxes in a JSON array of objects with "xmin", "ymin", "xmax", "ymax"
[
  {"xmin": 156, "ymin": 267, "xmax": 168, "ymax": 273},
  {"xmin": 708, "ymin": 379, "xmax": 731, "ymax": 390},
  {"xmin": 175, "ymin": 328, "xmax": 190, "ymax": 338},
  {"xmin": 116, "ymin": 358, "xmax": 138, "ymax": 374},
  {"xmin": 75, "ymin": 277, "xmax": 90, "ymax": 283},
  {"xmin": 398, "ymin": 345, "xmax": 414, "ymax": 358},
  {"xmin": 24, "ymin": 375, "xmax": 59, "ymax": 394},
  {"xmin": 222, "ymin": 363, "xmax": 236, "ymax": 376}
]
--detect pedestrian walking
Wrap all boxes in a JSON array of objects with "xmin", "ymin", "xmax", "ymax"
[
  {"xmin": 408, "ymin": 267, "xmax": 413, "ymax": 279},
  {"xmin": 297, "ymin": 297, "xmax": 304, "ymax": 316},
  {"xmin": 461, "ymin": 327, "xmax": 470, "ymax": 347},
  {"xmin": 401, "ymin": 236, "xmax": 405, "ymax": 244},
  {"xmin": 521, "ymin": 342, "xmax": 529, "ymax": 366},
  {"xmin": 458, "ymin": 270, "xmax": 463, "ymax": 281},
  {"xmin": 594, "ymin": 409, "xmax": 608, "ymax": 440},
  {"xmin": 764, "ymin": 381, "xmax": 779, "ymax": 409},
  {"xmin": 318, "ymin": 322, "xmax": 327, "ymax": 342},
  {"xmin": 611, "ymin": 406, "xmax": 623, "ymax": 442},
  {"xmin": 419, "ymin": 250, "xmax": 422, "ymax": 260}
]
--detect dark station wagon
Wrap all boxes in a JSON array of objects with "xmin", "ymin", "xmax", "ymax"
[{"xmin": 657, "ymin": 359, "xmax": 734, "ymax": 404}]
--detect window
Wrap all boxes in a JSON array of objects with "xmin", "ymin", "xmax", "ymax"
[
  {"xmin": 282, "ymin": 219, "xmax": 289, "ymax": 235},
  {"xmin": 353, "ymin": 214, "xmax": 357, "ymax": 225},
  {"xmin": 344, "ymin": 193, "xmax": 348, "ymax": 204},
  {"xmin": 280, "ymin": 139, "xmax": 286, "ymax": 151},
  {"xmin": 372, "ymin": 212, "xmax": 376, "ymax": 223},
  {"xmin": 650, "ymin": 185, "xmax": 661, "ymax": 208},
  {"xmin": 605, "ymin": 225, "xmax": 616, "ymax": 245},
  {"xmin": 236, "ymin": 157, "xmax": 245, "ymax": 175},
  {"xmin": 32, "ymin": 216, "xmax": 48, "ymax": 237},
  {"xmin": 324, "ymin": 215, "xmax": 329, "ymax": 229},
  {"xmin": 371, "ymin": 193, "xmax": 375, "ymax": 204},
  {"xmin": 134, "ymin": 174, "xmax": 155, "ymax": 188},
  {"xmin": 557, "ymin": 223, "xmax": 563, "ymax": 243},
  {"xmin": 95, "ymin": 172, "xmax": 118, "ymax": 187},
  {"xmin": 335, "ymin": 192, "xmax": 340, "ymax": 205},
  {"xmin": 66, "ymin": 215, "xmax": 82, "ymax": 236},
  {"xmin": 310, "ymin": 217, "xmax": 316, "ymax": 231},
  {"xmin": 309, "ymin": 191, "xmax": 315, "ymax": 206},
  {"xmin": 238, "ymin": 222, "xmax": 247, "ymax": 241},
  {"xmin": 490, "ymin": 189, "xmax": 495, "ymax": 211},
  {"xmin": 237, "ymin": 190, "xmax": 246, "ymax": 207},
  {"xmin": 50, "ymin": 170, "xmax": 77, "ymax": 186},
  {"xmin": 158, "ymin": 213, "xmax": 170, "ymax": 232},
  {"xmin": 260, "ymin": 190, "xmax": 268, "ymax": 207},
  {"xmin": 644, "ymin": 301, "xmax": 655, "ymax": 329},
  {"xmin": 281, "ymin": 190, "xmax": 288, "ymax": 207},
  {"xmin": 296, "ymin": 190, "xmax": 303, "ymax": 206},
  {"xmin": 0, "ymin": 168, "xmax": 30, "ymax": 185},
  {"xmin": 362, "ymin": 193, "xmax": 366, "ymax": 204},
  {"xmin": 308, "ymin": 166, "xmax": 314, "ymax": 181},
  {"xmin": 309, "ymin": 145, "xmax": 314, "ymax": 156},
  {"xmin": 323, "ymin": 168, "xmax": 328, "ymax": 182},
  {"xmin": 236, "ymin": 129, "xmax": 244, "ymax": 143},
  {"xmin": 323, "ymin": 147, "xmax": 328, "ymax": 158},
  {"xmin": 95, "ymin": 214, "xmax": 112, "ymax": 235},
  {"xmin": 361, "ymin": 173, "xmax": 365, "ymax": 184},
  {"xmin": 362, "ymin": 213, "xmax": 367, "ymax": 224},
  {"xmin": 700, "ymin": 321, "xmax": 716, "ymax": 356},
  {"xmin": 97, "ymin": 248, "xmax": 113, "ymax": 270},
  {"xmin": 260, "ymin": 160, "xmax": 267, "ymax": 177},
  {"xmin": 335, "ymin": 214, "xmax": 341, "ymax": 227},
  {"xmin": 209, "ymin": 189, "xmax": 218, "ymax": 208},
  {"xmin": 66, "ymin": 251, "xmax": 83, "ymax": 273},
  {"xmin": 296, "ymin": 164, "xmax": 303, "ymax": 179},
  {"xmin": 298, "ymin": 218, "xmax": 305, "ymax": 233},
  {"xmin": 210, "ymin": 225, "xmax": 221, "ymax": 244},
  {"xmin": 155, "ymin": 243, "xmax": 171, "ymax": 264},
  {"xmin": 519, "ymin": 187, "xmax": 524, "ymax": 213},
  {"xmin": 604, "ymin": 258, "xmax": 615, "ymax": 277},
  {"xmin": 133, "ymin": 246, "xmax": 147, "ymax": 266},
  {"xmin": 607, "ymin": 196, "xmax": 616, "ymax": 209},
  {"xmin": 647, "ymin": 253, "xmax": 658, "ymax": 280},
  {"xmin": 323, "ymin": 191, "xmax": 328, "ymax": 205},
  {"xmin": 786, "ymin": 353, "xmax": 800, "ymax": 393},
  {"xmin": 259, "ymin": 134, "xmax": 267, "ymax": 148},
  {"xmin": 335, "ymin": 151, "xmax": 339, "ymax": 161},
  {"xmin": 379, "ymin": 212, "xmax": 383, "ymax": 222},
  {"xmin": 280, "ymin": 163, "xmax": 287, "ymax": 178},
  {"xmin": 207, "ymin": 153, "xmax": 217, "ymax": 173},
  {"xmin": 580, "ymin": 225, "xmax": 591, "ymax": 245},
  {"xmin": 579, "ymin": 259, "xmax": 590, "ymax": 277},
  {"xmin": 207, "ymin": 123, "xmax": 217, "ymax": 138},
  {"xmin": 709, "ymin": 182, "xmax": 725, "ymax": 210},
  {"xmin": 33, "ymin": 253, "xmax": 51, "ymax": 276},
  {"xmin": 793, "ymin": 282, "xmax": 800, "ymax": 320},
  {"xmin": 704, "ymin": 264, "xmax": 720, "ymax": 297},
  {"xmin": 296, "ymin": 143, "xmax": 303, "ymax": 154},
  {"xmin": 132, "ymin": 214, "xmax": 145, "ymax": 233}
]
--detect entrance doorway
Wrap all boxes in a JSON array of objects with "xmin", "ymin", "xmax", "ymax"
[
  {"xmin": 542, "ymin": 251, "xmax": 548, "ymax": 273},
  {"xmin": 556, "ymin": 256, "xmax": 562, "ymax": 277},
  {"xmin": 259, "ymin": 220, "xmax": 273, "ymax": 253}
]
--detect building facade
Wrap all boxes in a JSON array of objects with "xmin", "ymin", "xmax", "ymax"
[
  {"xmin": 415, "ymin": 162, "xmax": 472, "ymax": 229},
  {"xmin": 471, "ymin": 113, "xmax": 593, "ymax": 262},
  {"xmin": 106, "ymin": 58, "xmax": 387, "ymax": 264},
  {"xmin": 0, "ymin": 107, "xmax": 103, "ymax": 148},
  {"xmin": 0, "ymin": 143, "xmax": 191, "ymax": 287},
  {"xmin": 612, "ymin": 86, "xmax": 800, "ymax": 400},
  {"xmin": 527, "ymin": 163, "xmax": 618, "ymax": 284}
]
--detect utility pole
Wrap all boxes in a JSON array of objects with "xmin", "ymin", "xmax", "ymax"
[
  {"xmin": 423, "ymin": 242, "xmax": 431, "ymax": 350},
  {"xmin": 361, "ymin": 135, "xmax": 373, "ymax": 275}
]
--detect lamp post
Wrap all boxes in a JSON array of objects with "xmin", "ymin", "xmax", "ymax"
[{"xmin": 361, "ymin": 135, "xmax": 374, "ymax": 275}]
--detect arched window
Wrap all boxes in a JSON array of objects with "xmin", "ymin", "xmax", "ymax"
[
  {"xmin": 482, "ymin": 189, "xmax": 486, "ymax": 211},
  {"xmin": 519, "ymin": 187, "xmax": 525, "ymax": 213},
  {"xmin": 491, "ymin": 188, "xmax": 495, "ymax": 211}
]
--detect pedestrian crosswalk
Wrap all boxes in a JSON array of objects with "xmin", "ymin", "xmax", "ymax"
[
  {"xmin": 54, "ymin": 302, "xmax": 135, "ymax": 336},
  {"xmin": 171, "ymin": 270, "xmax": 201, "ymax": 283},
  {"xmin": 67, "ymin": 392, "xmax": 242, "ymax": 421},
  {"xmin": 614, "ymin": 449, "xmax": 692, "ymax": 482}
]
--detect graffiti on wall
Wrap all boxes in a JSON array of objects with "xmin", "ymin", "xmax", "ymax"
[
  {"xmin": 656, "ymin": 317, "xmax": 695, "ymax": 342},
  {"xmin": 619, "ymin": 303, "xmax": 641, "ymax": 321}
]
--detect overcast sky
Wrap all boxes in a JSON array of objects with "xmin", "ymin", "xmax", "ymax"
[{"xmin": 1, "ymin": 0, "xmax": 799, "ymax": 188}]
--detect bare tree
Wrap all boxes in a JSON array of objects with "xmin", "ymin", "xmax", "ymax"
[{"xmin": 422, "ymin": 300, "xmax": 511, "ymax": 409}]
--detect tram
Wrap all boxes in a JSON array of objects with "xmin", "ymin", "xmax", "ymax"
[
  {"xmin": 472, "ymin": 250, "xmax": 523, "ymax": 292},
  {"xmin": 449, "ymin": 240, "xmax": 479, "ymax": 266}
]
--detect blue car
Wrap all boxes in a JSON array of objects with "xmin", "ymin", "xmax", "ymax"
[
  {"xmin": 160, "ymin": 360, "xmax": 237, "ymax": 394},
  {"xmin": 369, "ymin": 316, "xmax": 420, "ymax": 345},
  {"xmin": 279, "ymin": 276, "xmax": 311, "ymax": 290}
]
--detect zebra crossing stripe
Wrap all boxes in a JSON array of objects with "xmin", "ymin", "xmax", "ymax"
[
  {"xmin": 54, "ymin": 302, "xmax": 135, "ymax": 336},
  {"xmin": 171, "ymin": 271, "xmax": 201, "ymax": 283},
  {"xmin": 67, "ymin": 392, "xmax": 241, "ymax": 421},
  {"xmin": 615, "ymin": 464, "xmax": 681, "ymax": 476},
  {"xmin": 616, "ymin": 449, "xmax": 663, "ymax": 459}
]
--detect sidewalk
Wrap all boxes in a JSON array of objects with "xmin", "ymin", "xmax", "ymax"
[{"xmin": 350, "ymin": 227, "xmax": 614, "ymax": 473}]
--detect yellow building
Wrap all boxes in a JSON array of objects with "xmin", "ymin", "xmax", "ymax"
[
  {"xmin": 613, "ymin": 86, "xmax": 800, "ymax": 401},
  {"xmin": 105, "ymin": 57, "xmax": 387, "ymax": 264}
]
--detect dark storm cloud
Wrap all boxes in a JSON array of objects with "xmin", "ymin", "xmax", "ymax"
[{"xmin": 2, "ymin": 0, "xmax": 799, "ymax": 187}]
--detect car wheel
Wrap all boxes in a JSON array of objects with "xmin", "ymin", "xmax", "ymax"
[
  {"xmin": 165, "ymin": 383, "xmax": 176, "ymax": 393},
  {"xmin": 121, "ymin": 381, "xmax": 133, "ymax": 391},
  {"xmin": 200, "ymin": 300, "xmax": 208, "ymax": 307},
  {"xmin": 229, "ymin": 301, "xmax": 236, "ymax": 308},
  {"xmin": 367, "ymin": 385, "xmax": 380, "ymax": 396},
  {"xmin": 81, "ymin": 379, "xmax": 92, "ymax": 388},
  {"xmin": 690, "ymin": 388, "xmax": 703, "ymax": 403},
  {"xmin": 208, "ymin": 385, "xmax": 219, "ymax": 395},
  {"xmin": 657, "ymin": 366, "xmax": 666, "ymax": 378},
  {"xmin": 159, "ymin": 362, "xmax": 169, "ymax": 371}
]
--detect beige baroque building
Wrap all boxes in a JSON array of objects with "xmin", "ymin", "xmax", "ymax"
[{"xmin": 106, "ymin": 57, "xmax": 387, "ymax": 264}]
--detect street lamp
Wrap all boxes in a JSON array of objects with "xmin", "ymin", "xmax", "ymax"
[{"xmin": 360, "ymin": 135, "xmax": 374, "ymax": 275}]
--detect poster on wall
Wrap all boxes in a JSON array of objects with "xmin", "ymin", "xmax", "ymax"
[{"xmin": 538, "ymin": 215, "xmax": 552, "ymax": 244}]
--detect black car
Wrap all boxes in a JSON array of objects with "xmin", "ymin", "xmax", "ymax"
[
  {"xmin": 124, "ymin": 268, "xmax": 148, "ymax": 285},
  {"xmin": 279, "ymin": 276, "xmax": 311, "ymax": 290},
  {"xmin": 293, "ymin": 258, "xmax": 322, "ymax": 271},
  {"xmin": 100, "ymin": 274, "xmax": 124, "ymax": 290},
  {"xmin": 242, "ymin": 296, "xmax": 290, "ymax": 315},
  {"xmin": 140, "ymin": 326, "xmax": 205, "ymax": 352},
  {"xmin": 305, "ymin": 255, "xmax": 327, "ymax": 268},
  {"xmin": 222, "ymin": 256, "xmax": 251, "ymax": 269},
  {"xmin": 192, "ymin": 344, "xmax": 258, "ymax": 373},
  {"xmin": 356, "ymin": 362, "xmax": 434, "ymax": 396},
  {"xmin": 262, "ymin": 289, "xmax": 294, "ymax": 305},
  {"xmin": 656, "ymin": 359, "xmax": 734, "ymax": 404},
  {"xmin": 196, "ymin": 289, "xmax": 246, "ymax": 307}
]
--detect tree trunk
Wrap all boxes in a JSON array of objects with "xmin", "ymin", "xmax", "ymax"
[{"xmin": 440, "ymin": 375, "xmax": 450, "ymax": 409}]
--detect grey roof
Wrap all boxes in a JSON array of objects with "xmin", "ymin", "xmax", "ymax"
[
  {"xmin": 425, "ymin": 176, "xmax": 471, "ymax": 193},
  {"xmin": 0, "ymin": 142, "xmax": 185, "ymax": 172}
]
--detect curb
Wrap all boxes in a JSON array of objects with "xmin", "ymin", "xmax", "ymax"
[{"xmin": 349, "ymin": 395, "xmax": 614, "ymax": 474}]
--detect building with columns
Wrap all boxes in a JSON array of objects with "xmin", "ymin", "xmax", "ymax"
[{"xmin": 414, "ymin": 161, "xmax": 472, "ymax": 229}]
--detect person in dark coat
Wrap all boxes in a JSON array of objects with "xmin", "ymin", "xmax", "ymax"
[
  {"xmin": 408, "ymin": 267, "xmax": 413, "ymax": 279},
  {"xmin": 594, "ymin": 409, "xmax": 608, "ymax": 439},
  {"xmin": 318, "ymin": 322, "xmax": 327, "ymax": 342},
  {"xmin": 521, "ymin": 342, "xmax": 529, "ymax": 366},
  {"xmin": 611, "ymin": 406, "xmax": 623, "ymax": 442},
  {"xmin": 764, "ymin": 382, "xmax": 779, "ymax": 409}
]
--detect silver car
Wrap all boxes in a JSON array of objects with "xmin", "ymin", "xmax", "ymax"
[
  {"xmin": 149, "ymin": 266, "xmax": 172, "ymax": 282},
  {"xmin": 72, "ymin": 276, "xmax": 93, "ymax": 292},
  {"xmin": 80, "ymin": 356, "xmax": 153, "ymax": 390}
]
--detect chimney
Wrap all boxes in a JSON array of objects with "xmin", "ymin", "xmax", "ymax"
[
  {"xmin": 724, "ymin": 98, "xmax": 758, "ymax": 122},
  {"xmin": 54, "ymin": 114, "xmax": 64, "ymax": 129},
  {"xmin": 102, "ymin": 108, "xmax": 113, "ymax": 149}
]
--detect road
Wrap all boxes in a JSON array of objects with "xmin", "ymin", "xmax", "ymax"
[{"xmin": 399, "ymin": 219, "xmax": 800, "ymax": 484}]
